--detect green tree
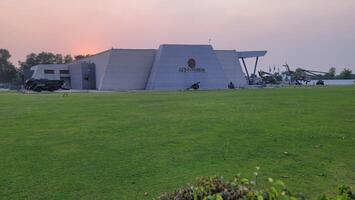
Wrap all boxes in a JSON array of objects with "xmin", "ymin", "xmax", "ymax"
[
  {"xmin": 19, "ymin": 53, "xmax": 37, "ymax": 72},
  {"xmin": 19, "ymin": 52, "xmax": 73, "ymax": 72},
  {"xmin": 0, "ymin": 49, "xmax": 17, "ymax": 83},
  {"xmin": 54, "ymin": 54, "xmax": 63, "ymax": 64},
  {"xmin": 64, "ymin": 54, "xmax": 73, "ymax": 63},
  {"xmin": 338, "ymin": 68, "xmax": 353, "ymax": 79},
  {"xmin": 327, "ymin": 67, "xmax": 336, "ymax": 79},
  {"xmin": 36, "ymin": 52, "xmax": 57, "ymax": 64},
  {"xmin": 74, "ymin": 54, "xmax": 91, "ymax": 60}
]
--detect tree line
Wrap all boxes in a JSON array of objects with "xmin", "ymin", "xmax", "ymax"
[
  {"xmin": 315, "ymin": 67, "xmax": 354, "ymax": 80},
  {"xmin": 0, "ymin": 48, "xmax": 90, "ymax": 84}
]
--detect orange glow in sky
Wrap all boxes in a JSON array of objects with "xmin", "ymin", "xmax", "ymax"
[
  {"xmin": 0, "ymin": 0, "xmax": 355, "ymax": 71},
  {"xmin": 72, "ymin": 45, "xmax": 104, "ymax": 56}
]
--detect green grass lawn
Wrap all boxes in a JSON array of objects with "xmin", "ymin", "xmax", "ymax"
[{"xmin": 0, "ymin": 87, "xmax": 354, "ymax": 199}]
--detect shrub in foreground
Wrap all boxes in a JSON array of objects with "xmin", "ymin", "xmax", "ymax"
[{"xmin": 155, "ymin": 175, "xmax": 354, "ymax": 200}]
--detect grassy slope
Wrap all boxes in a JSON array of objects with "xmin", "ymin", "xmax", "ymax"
[{"xmin": 0, "ymin": 87, "xmax": 354, "ymax": 199}]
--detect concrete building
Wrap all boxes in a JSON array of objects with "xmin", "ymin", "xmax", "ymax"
[{"xmin": 30, "ymin": 44, "xmax": 267, "ymax": 91}]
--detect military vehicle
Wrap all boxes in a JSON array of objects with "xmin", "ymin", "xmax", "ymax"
[{"xmin": 25, "ymin": 79, "xmax": 67, "ymax": 92}]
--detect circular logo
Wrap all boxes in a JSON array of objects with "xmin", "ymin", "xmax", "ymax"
[{"xmin": 187, "ymin": 58, "xmax": 196, "ymax": 69}]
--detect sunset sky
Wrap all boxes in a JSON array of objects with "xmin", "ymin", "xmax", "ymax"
[{"xmin": 1, "ymin": 0, "xmax": 354, "ymax": 72}]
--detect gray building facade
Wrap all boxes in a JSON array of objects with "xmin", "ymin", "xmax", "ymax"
[{"xmin": 30, "ymin": 44, "xmax": 267, "ymax": 91}]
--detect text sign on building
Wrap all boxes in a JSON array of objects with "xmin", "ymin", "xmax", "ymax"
[{"xmin": 178, "ymin": 58, "xmax": 206, "ymax": 73}]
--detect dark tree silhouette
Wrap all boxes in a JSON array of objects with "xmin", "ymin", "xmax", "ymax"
[
  {"xmin": 338, "ymin": 68, "xmax": 353, "ymax": 79},
  {"xmin": 74, "ymin": 54, "xmax": 91, "ymax": 60},
  {"xmin": 0, "ymin": 49, "xmax": 17, "ymax": 83},
  {"xmin": 19, "ymin": 52, "xmax": 75, "ymax": 72}
]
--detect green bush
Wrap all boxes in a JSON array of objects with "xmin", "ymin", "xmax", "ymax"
[{"xmin": 155, "ymin": 172, "xmax": 354, "ymax": 200}]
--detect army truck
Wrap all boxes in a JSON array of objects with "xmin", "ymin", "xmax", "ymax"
[{"xmin": 25, "ymin": 79, "xmax": 67, "ymax": 92}]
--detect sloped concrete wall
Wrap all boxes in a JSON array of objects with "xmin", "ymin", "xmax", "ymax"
[
  {"xmin": 100, "ymin": 49, "xmax": 156, "ymax": 90},
  {"xmin": 215, "ymin": 50, "xmax": 247, "ymax": 88},
  {"xmin": 69, "ymin": 63, "xmax": 83, "ymax": 89},
  {"xmin": 146, "ymin": 45, "xmax": 228, "ymax": 90},
  {"xmin": 78, "ymin": 50, "xmax": 111, "ymax": 90}
]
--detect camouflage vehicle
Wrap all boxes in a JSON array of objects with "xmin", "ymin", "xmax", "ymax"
[{"xmin": 25, "ymin": 79, "xmax": 66, "ymax": 92}]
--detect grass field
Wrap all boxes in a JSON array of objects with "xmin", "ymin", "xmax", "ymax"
[{"xmin": 0, "ymin": 87, "xmax": 354, "ymax": 199}]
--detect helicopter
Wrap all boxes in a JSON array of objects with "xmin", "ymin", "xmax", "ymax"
[
  {"xmin": 258, "ymin": 70, "xmax": 282, "ymax": 85},
  {"xmin": 282, "ymin": 64, "xmax": 328, "ymax": 85}
]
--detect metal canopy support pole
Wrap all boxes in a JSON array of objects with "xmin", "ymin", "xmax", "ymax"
[
  {"xmin": 252, "ymin": 56, "xmax": 259, "ymax": 84},
  {"xmin": 241, "ymin": 57, "xmax": 251, "ymax": 85}
]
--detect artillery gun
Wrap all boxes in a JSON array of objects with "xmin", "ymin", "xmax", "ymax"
[
  {"xmin": 187, "ymin": 82, "xmax": 200, "ymax": 90},
  {"xmin": 228, "ymin": 82, "xmax": 235, "ymax": 89},
  {"xmin": 25, "ymin": 78, "xmax": 67, "ymax": 92}
]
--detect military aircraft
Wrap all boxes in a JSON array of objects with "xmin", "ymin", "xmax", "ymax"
[
  {"xmin": 282, "ymin": 64, "xmax": 328, "ymax": 85},
  {"xmin": 258, "ymin": 70, "xmax": 282, "ymax": 85}
]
